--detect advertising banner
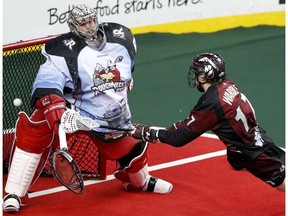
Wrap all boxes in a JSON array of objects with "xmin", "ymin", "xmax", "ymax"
[{"xmin": 3, "ymin": 0, "xmax": 285, "ymax": 44}]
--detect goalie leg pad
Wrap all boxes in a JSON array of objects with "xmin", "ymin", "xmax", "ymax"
[
  {"xmin": 114, "ymin": 164, "xmax": 173, "ymax": 194},
  {"xmin": 5, "ymin": 147, "xmax": 42, "ymax": 197},
  {"xmin": 114, "ymin": 141, "xmax": 148, "ymax": 175},
  {"xmin": 4, "ymin": 111, "xmax": 55, "ymax": 208},
  {"xmin": 114, "ymin": 142, "xmax": 173, "ymax": 194},
  {"xmin": 10, "ymin": 111, "xmax": 55, "ymax": 188},
  {"xmin": 125, "ymin": 164, "xmax": 149, "ymax": 190},
  {"xmin": 16, "ymin": 111, "xmax": 54, "ymax": 153},
  {"xmin": 114, "ymin": 142, "xmax": 148, "ymax": 187}
]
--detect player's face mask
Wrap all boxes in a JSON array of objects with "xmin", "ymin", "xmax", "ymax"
[
  {"xmin": 67, "ymin": 4, "xmax": 106, "ymax": 50},
  {"xmin": 187, "ymin": 66, "xmax": 207, "ymax": 92}
]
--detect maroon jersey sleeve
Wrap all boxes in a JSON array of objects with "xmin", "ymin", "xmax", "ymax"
[
  {"xmin": 157, "ymin": 86, "xmax": 220, "ymax": 147},
  {"xmin": 157, "ymin": 79, "xmax": 258, "ymax": 149}
]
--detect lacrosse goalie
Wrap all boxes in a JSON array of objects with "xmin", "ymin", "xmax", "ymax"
[{"xmin": 3, "ymin": 4, "xmax": 172, "ymax": 213}]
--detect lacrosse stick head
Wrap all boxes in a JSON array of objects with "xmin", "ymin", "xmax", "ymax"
[
  {"xmin": 61, "ymin": 109, "xmax": 99, "ymax": 133},
  {"xmin": 50, "ymin": 149, "xmax": 84, "ymax": 194}
]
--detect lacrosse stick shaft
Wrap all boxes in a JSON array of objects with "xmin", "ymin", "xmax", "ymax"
[
  {"xmin": 98, "ymin": 125, "xmax": 133, "ymax": 132},
  {"xmin": 52, "ymin": 123, "xmax": 84, "ymax": 194},
  {"xmin": 58, "ymin": 124, "xmax": 68, "ymax": 149}
]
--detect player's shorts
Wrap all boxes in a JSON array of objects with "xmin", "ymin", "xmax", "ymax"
[{"xmin": 227, "ymin": 144, "xmax": 285, "ymax": 187}]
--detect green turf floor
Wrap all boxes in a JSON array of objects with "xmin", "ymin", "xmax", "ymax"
[{"xmin": 129, "ymin": 25, "xmax": 285, "ymax": 147}]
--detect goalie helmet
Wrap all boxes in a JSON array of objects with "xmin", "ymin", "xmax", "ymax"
[
  {"xmin": 188, "ymin": 52, "xmax": 225, "ymax": 88},
  {"xmin": 67, "ymin": 4, "xmax": 106, "ymax": 50}
]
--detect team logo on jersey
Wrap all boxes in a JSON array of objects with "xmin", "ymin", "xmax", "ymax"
[
  {"xmin": 63, "ymin": 39, "xmax": 76, "ymax": 51},
  {"xmin": 91, "ymin": 57, "xmax": 126, "ymax": 95},
  {"xmin": 113, "ymin": 28, "xmax": 126, "ymax": 40}
]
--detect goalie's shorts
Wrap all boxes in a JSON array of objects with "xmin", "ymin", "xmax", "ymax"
[{"xmin": 88, "ymin": 131, "xmax": 142, "ymax": 161}]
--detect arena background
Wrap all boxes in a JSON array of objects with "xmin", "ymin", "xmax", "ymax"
[{"xmin": 3, "ymin": 0, "xmax": 284, "ymax": 44}]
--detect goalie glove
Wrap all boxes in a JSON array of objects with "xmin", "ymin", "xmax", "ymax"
[
  {"xmin": 35, "ymin": 94, "xmax": 66, "ymax": 131},
  {"xmin": 131, "ymin": 123, "xmax": 158, "ymax": 143}
]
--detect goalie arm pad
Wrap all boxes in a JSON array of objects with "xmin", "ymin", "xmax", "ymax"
[{"xmin": 35, "ymin": 94, "xmax": 66, "ymax": 131}]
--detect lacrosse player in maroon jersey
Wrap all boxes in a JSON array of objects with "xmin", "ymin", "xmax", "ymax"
[
  {"xmin": 3, "ymin": 4, "xmax": 172, "ymax": 213},
  {"xmin": 131, "ymin": 52, "xmax": 285, "ymax": 192}
]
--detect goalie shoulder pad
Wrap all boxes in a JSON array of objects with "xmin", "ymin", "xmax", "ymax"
[
  {"xmin": 102, "ymin": 22, "xmax": 137, "ymax": 59},
  {"xmin": 44, "ymin": 32, "xmax": 86, "ymax": 58}
]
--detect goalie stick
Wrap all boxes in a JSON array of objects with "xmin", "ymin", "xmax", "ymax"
[
  {"xmin": 50, "ymin": 108, "xmax": 135, "ymax": 193},
  {"xmin": 50, "ymin": 108, "xmax": 135, "ymax": 192},
  {"xmin": 50, "ymin": 124, "xmax": 84, "ymax": 194}
]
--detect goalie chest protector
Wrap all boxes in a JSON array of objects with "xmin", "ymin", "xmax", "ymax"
[{"xmin": 43, "ymin": 22, "xmax": 136, "ymax": 93}]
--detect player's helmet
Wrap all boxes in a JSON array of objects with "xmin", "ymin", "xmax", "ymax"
[
  {"xmin": 67, "ymin": 4, "xmax": 106, "ymax": 50},
  {"xmin": 188, "ymin": 52, "xmax": 225, "ymax": 88}
]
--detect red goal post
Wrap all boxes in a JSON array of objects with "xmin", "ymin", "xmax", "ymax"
[{"xmin": 3, "ymin": 36, "xmax": 106, "ymax": 180}]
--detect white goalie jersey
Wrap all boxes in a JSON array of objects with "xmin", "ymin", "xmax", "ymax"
[{"xmin": 32, "ymin": 22, "xmax": 137, "ymax": 132}]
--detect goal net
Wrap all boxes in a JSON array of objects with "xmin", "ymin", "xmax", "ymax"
[{"xmin": 3, "ymin": 37, "xmax": 106, "ymax": 179}]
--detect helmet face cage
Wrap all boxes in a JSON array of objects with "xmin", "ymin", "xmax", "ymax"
[
  {"xmin": 68, "ymin": 5, "xmax": 105, "ymax": 49},
  {"xmin": 187, "ymin": 66, "xmax": 197, "ymax": 88},
  {"xmin": 188, "ymin": 52, "xmax": 225, "ymax": 88}
]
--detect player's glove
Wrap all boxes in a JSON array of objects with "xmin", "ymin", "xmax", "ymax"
[
  {"xmin": 35, "ymin": 94, "xmax": 66, "ymax": 131},
  {"xmin": 131, "ymin": 123, "xmax": 158, "ymax": 143}
]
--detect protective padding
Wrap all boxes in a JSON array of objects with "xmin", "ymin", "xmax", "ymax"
[
  {"xmin": 5, "ymin": 147, "xmax": 42, "ymax": 197},
  {"xmin": 127, "ymin": 164, "xmax": 149, "ymax": 189},
  {"xmin": 114, "ymin": 142, "xmax": 149, "ymax": 185},
  {"xmin": 34, "ymin": 94, "xmax": 66, "ymax": 131},
  {"xmin": 115, "ymin": 164, "xmax": 173, "ymax": 193},
  {"xmin": 122, "ymin": 142, "xmax": 148, "ymax": 173},
  {"xmin": 90, "ymin": 135, "xmax": 142, "ymax": 160},
  {"xmin": 15, "ymin": 112, "xmax": 54, "ymax": 153},
  {"xmin": 6, "ymin": 111, "xmax": 55, "ymax": 196}
]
